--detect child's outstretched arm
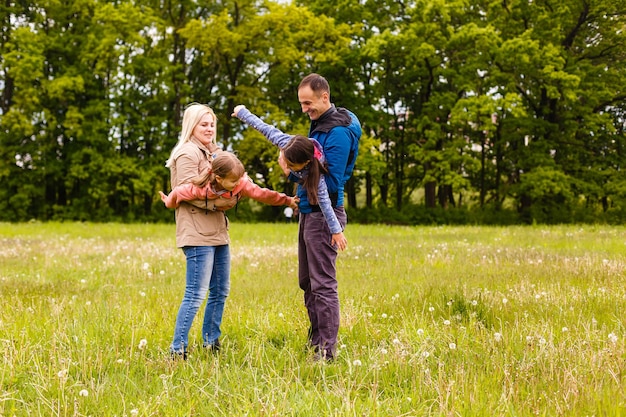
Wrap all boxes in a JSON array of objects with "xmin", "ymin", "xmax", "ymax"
[
  {"xmin": 232, "ymin": 105, "xmax": 292, "ymax": 149},
  {"xmin": 316, "ymin": 176, "xmax": 347, "ymax": 251},
  {"xmin": 159, "ymin": 183, "xmax": 209, "ymax": 209},
  {"xmin": 238, "ymin": 176, "xmax": 299, "ymax": 209}
]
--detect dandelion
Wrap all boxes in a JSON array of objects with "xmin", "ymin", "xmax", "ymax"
[
  {"xmin": 443, "ymin": 319, "xmax": 451, "ymax": 326},
  {"xmin": 502, "ymin": 298, "xmax": 508, "ymax": 304},
  {"xmin": 138, "ymin": 339, "xmax": 148, "ymax": 350},
  {"xmin": 562, "ymin": 327, "xmax": 568, "ymax": 332},
  {"xmin": 494, "ymin": 332, "xmax": 502, "ymax": 342},
  {"xmin": 471, "ymin": 300, "xmax": 477, "ymax": 306},
  {"xmin": 526, "ymin": 335, "xmax": 533, "ymax": 343},
  {"xmin": 381, "ymin": 313, "xmax": 388, "ymax": 319},
  {"xmin": 367, "ymin": 312, "xmax": 372, "ymax": 318},
  {"xmin": 422, "ymin": 351, "xmax": 430, "ymax": 358},
  {"xmin": 79, "ymin": 389, "xmax": 88, "ymax": 397},
  {"xmin": 428, "ymin": 306, "xmax": 435, "ymax": 312},
  {"xmin": 539, "ymin": 337, "xmax": 547, "ymax": 345},
  {"xmin": 381, "ymin": 348, "xmax": 388, "ymax": 355},
  {"xmin": 142, "ymin": 262, "xmax": 150, "ymax": 270},
  {"xmin": 392, "ymin": 338, "xmax": 401, "ymax": 345},
  {"xmin": 130, "ymin": 409, "xmax": 139, "ymax": 416},
  {"xmin": 278, "ymin": 312, "xmax": 284, "ymax": 318},
  {"xmin": 85, "ymin": 301, "xmax": 91, "ymax": 306},
  {"xmin": 80, "ymin": 279, "xmax": 86, "ymax": 284},
  {"xmin": 139, "ymin": 291, "xmax": 146, "ymax": 297},
  {"xmin": 417, "ymin": 328, "xmax": 424, "ymax": 336},
  {"xmin": 609, "ymin": 333, "xmax": 618, "ymax": 344},
  {"xmin": 57, "ymin": 369, "xmax": 68, "ymax": 379},
  {"xmin": 352, "ymin": 359, "xmax": 362, "ymax": 366},
  {"xmin": 160, "ymin": 270, "xmax": 165, "ymax": 275},
  {"xmin": 449, "ymin": 343, "xmax": 456, "ymax": 350}
]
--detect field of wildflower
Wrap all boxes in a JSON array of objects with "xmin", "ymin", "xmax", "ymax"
[{"xmin": 1, "ymin": 221, "xmax": 625, "ymax": 416}]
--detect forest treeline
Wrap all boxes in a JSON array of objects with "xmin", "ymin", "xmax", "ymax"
[{"xmin": 1, "ymin": 0, "xmax": 625, "ymax": 224}]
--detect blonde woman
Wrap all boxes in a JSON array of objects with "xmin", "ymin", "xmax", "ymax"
[{"xmin": 164, "ymin": 103, "xmax": 230, "ymax": 359}]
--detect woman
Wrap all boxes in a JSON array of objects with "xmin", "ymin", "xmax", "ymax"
[{"xmin": 165, "ymin": 103, "xmax": 231, "ymax": 359}]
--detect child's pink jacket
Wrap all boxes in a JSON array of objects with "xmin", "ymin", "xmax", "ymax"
[{"xmin": 162, "ymin": 173, "xmax": 292, "ymax": 209}]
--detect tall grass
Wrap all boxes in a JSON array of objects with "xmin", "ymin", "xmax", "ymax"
[{"xmin": 1, "ymin": 222, "xmax": 625, "ymax": 416}]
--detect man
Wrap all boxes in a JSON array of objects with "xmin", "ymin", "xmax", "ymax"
[{"xmin": 281, "ymin": 73, "xmax": 361, "ymax": 361}]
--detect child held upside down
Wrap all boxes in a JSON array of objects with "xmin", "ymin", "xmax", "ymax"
[
  {"xmin": 232, "ymin": 105, "xmax": 347, "ymax": 251},
  {"xmin": 159, "ymin": 150, "xmax": 298, "ymax": 211}
]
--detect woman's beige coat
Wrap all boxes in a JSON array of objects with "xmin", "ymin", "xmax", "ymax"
[{"xmin": 170, "ymin": 138, "xmax": 230, "ymax": 248}]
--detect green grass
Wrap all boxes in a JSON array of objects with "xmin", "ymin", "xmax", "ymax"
[{"xmin": 1, "ymin": 222, "xmax": 625, "ymax": 416}]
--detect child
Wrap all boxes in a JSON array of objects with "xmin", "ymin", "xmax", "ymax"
[
  {"xmin": 160, "ymin": 150, "xmax": 298, "ymax": 211},
  {"xmin": 232, "ymin": 105, "xmax": 347, "ymax": 251}
]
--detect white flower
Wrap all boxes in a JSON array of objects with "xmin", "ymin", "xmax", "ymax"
[
  {"xmin": 417, "ymin": 328, "xmax": 424, "ymax": 336},
  {"xmin": 138, "ymin": 339, "xmax": 148, "ymax": 350},
  {"xmin": 609, "ymin": 333, "xmax": 618, "ymax": 344},
  {"xmin": 57, "ymin": 369, "xmax": 68, "ymax": 379},
  {"xmin": 159, "ymin": 270, "xmax": 165, "ymax": 275},
  {"xmin": 139, "ymin": 291, "xmax": 146, "ymax": 297},
  {"xmin": 539, "ymin": 337, "xmax": 547, "ymax": 345},
  {"xmin": 443, "ymin": 320, "xmax": 451, "ymax": 326},
  {"xmin": 494, "ymin": 332, "xmax": 502, "ymax": 342},
  {"xmin": 380, "ymin": 348, "xmax": 388, "ymax": 355},
  {"xmin": 502, "ymin": 298, "xmax": 508, "ymax": 304},
  {"xmin": 392, "ymin": 338, "xmax": 401, "ymax": 345},
  {"xmin": 79, "ymin": 389, "xmax": 88, "ymax": 397},
  {"xmin": 352, "ymin": 359, "xmax": 362, "ymax": 366},
  {"xmin": 278, "ymin": 312, "xmax": 284, "ymax": 318},
  {"xmin": 422, "ymin": 351, "xmax": 430, "ymax": 358},
  {"xmin": 381, "ymin": 313, "xmax": 388, "ymax": 319},
  {"xmin": 142, "ymin": 262, "xmax": 150, "ymax": 270},
  {"xmin": 130, "ymin": 409, "xmax": 139, "ymax": 416},
  {"xmin": 428, "ymin": 306, "xmax": 435, "ymax": 312},
  {"xmin": 449, "ymin": 343, "xmax": 456, "ymax": 350},
  {"xmin": 471, "ymin": 300, "xmax": 477, "ymax": 306},
  {"xmin": 562, "ymin": 327, "xmax": 569, "ymax": 332}
]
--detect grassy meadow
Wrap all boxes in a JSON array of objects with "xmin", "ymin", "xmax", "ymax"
[{"xmin": 1, "ymin": 221, "xmax": 625, "ymax": 416}]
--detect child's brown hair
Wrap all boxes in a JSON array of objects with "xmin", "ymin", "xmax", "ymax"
[
  {"xmin": 282, "ymin": 135, "xmax": 328, "ymax": 205},
  {"xmin": 193, "ymin": 151, "xmax": 245, "ymax": 188}
]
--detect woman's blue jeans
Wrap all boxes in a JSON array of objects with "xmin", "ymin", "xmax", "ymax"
[{"xmin": 170, "ymin": 245, "xmax": 230, "ymax": 353}]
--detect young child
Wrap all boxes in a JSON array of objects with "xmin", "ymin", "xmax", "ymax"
[
  {"xmin": 232, "ymin": 105, "xmax": 347, "ymax": 251},
  {"xmin": 159, "ymin": 150, "xmax": 298, "ymax": 211}
]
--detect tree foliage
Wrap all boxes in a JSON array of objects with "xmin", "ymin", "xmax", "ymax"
[{"xmin": 0, "ymin": 0, "xmax": 624, "ymax": 224}]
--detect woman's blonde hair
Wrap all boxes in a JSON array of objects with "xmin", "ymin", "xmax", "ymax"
[{"xmin": 166, "ymin": 103, "xmax": 216, "ymax": 168}]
